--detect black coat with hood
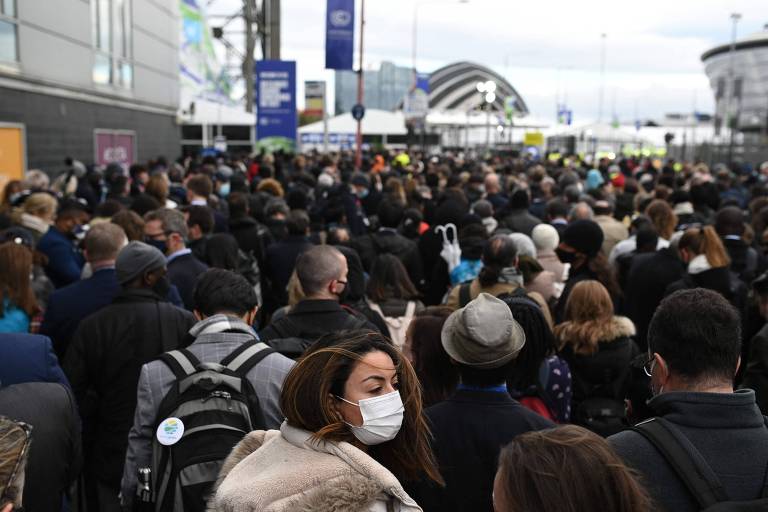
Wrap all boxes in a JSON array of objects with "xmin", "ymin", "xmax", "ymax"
[{"xmin": 558, "ymin": 316, "xmax": 648, "ymax": 416}]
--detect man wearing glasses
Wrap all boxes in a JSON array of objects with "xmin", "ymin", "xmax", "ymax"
[{"xmin": 609, "ymin": 288, "xmax": 768, "ymax": 511}]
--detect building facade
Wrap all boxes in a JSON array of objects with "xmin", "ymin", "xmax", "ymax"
[
  {"xmin": 335, "ymin": 61, "xmax": 413, "ymax": 115},
  {"xmin": 0, "ymin": 0, "xmax": 180, "ymax": 176},
  {"xmin": 701, "ymin": 26, "xmax": 768, "ymax": 140}
]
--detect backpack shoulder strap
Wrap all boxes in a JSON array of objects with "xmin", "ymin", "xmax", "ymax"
[
  {"xmin": 221, "ymin": 340, "xmax": 276, "ymax": 377},
  {"xmin": 404, "ymin": 301, "xmax": 417, "ymax": 318},
  {"xmin": 459, "ymin": 282, "xmax": 472, "ymax": 308},
  {"xmin": 366, "ymin": 300, "xmax": 385, "ymax": 317},
  {"xmin": 158, "ymin": 349, "xmax": 202, "ymax": 380},
  {"xmin": 632, "ymin": 418, "xmax": 728, "ymax": 508}
]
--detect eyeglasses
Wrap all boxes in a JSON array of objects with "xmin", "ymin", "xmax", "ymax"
[
  {"xmin": 642, "ymin": 354, "xmax": 656, "ymax": 378},
  {"xmin": 336, "ymin": 280, "xmax": 348, "ymax": 286},
  {"xmin": 1, "ymin": 420, "xmax": 32, "ymax": 505}
]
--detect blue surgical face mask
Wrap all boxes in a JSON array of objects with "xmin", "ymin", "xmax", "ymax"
[
  {"xmin": 356, "ymin": 188, "xmax": 369, "ymax": 199},
  {"xmin": 219, "ymin": 182, "xmax": 231, "ymax": 198}
]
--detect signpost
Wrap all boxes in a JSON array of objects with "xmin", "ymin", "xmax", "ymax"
[{"xmin": 351, "ymin": 104, "xmax": 366, "ymax": 121}]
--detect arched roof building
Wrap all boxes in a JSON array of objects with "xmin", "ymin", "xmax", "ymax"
[{"xmin": 427, "ymin": 61, "xmax": 529, "ymax": 115}]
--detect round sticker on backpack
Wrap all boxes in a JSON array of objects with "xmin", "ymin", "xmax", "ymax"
[{"xmin": 156, "ymin": 417, "xmax": 185, "ymax": 446}]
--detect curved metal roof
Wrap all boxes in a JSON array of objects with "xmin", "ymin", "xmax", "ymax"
[
  {"xmin": 427, "ymin": 61, "xmax": 529, "ymax": 115},
  {"xmin": 701, "ymin": 28, "xmax": 768, "ymax": 61}
]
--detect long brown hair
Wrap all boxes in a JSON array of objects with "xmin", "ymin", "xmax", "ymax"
[
  {"xmin": 679, "ymin": 225, "xmax": 730, "ymax": 268},
  {"xmin": 495, "ymin": 425, "xmax": 653, "ymax": 512},
  {"xmin": 279, "ymin": 331, "xmax": 443, "ymax": 485},
  {"xmin": 366, "ymin": 254, "xmax": 419, "ymax": 303},
  {"xmin": 0, "ymin": 242, "xmax": 39, "ymax": 318},
  {"xmin": 645, "ymin": 199, "xmax": 677, "ymax": 240},
  {"xmin": 555, "ymin": 280, "xmax": 613, "ymax": 354}
]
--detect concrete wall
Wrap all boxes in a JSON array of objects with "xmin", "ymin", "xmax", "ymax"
[{"xmin": 0, "ymin": 86, "xmax": 180, "ymax": 171}]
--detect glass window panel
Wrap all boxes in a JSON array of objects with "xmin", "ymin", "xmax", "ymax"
[
  {"xmin": 113, "ymin": 0, "xmax": 123, "ymax": 58},
  {"xmin": 93, "ymin": 53, "xmax": 111, "ymax": 84},
  {"xmin": 2, "ymin": 0, "xmax": 15, "ymax": 17},
  {"xmin": 98, "ymin": 0, "xmax": 111, "ymax": 52},
  {"xmin": 123, "ymin": 0, "xmax": 131, "ymax": 58},
  {"xmin": 91, "ymin": 0, "xmax": 98, "ymax": 47},
  {"xmin": 0, "ymin": 20, "xmax": 16, "ymax": 62},
  {"xmin": 120, "ymin": 61, "xmax": 132, "ymax": 88}
]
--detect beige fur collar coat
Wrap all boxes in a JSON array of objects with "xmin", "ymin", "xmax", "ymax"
[{"xmin": 209, "ymin": 422, "xmax": 422, "ymax": 512}]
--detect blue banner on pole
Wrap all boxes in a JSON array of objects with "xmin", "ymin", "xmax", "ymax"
[
  {"xmin": 416, "ymin": 72, "xmax": 430, "ymax": 94},
  {"xmin": 325, "ymin": 0, "xmax": 355, "ymax": 70},
  {"xmin": 255, "ymin": 60, "xmax": 297, "ymax": 151}
]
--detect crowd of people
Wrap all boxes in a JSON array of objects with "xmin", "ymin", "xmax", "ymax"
[{"xmin": 1, "ymin": 149, "xmax": 768, "ymax": 511}]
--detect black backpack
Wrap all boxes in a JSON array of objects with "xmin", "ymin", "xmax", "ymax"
[
  {"xmin": 571, "ymin": 341, "xmax": 634, "ymax": 437},
  {"xmin": 633, "ymin": 417, "xmax": 768, "ymax": 511},
  {"xmin": 150, "ymin": 340, "xmax": 274, "ymax": 511}
]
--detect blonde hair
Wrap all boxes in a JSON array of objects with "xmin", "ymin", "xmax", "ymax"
[
  {"xmin": 22, "ymin": 193, "xmax": 57, "ymax": 219},
  {"xmin": 555, "ymin": 280, "xmax": 614, "ymax": 354},
  {"xmin": 287, "ymin": 270, "xmax": 306, "ymax": 306},
  {"xmin": 679, "ymin": 226, "xmax": 730, "ymax": 269}
]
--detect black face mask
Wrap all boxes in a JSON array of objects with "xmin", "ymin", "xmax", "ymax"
[
  {"xmin": 152, "ymin": 275, "xmax": 171, "ymax": 299},
  {"xmin": 556, "ymin": 247, "xmax": 578, "ymax": 264},
  {"xmin": 336, "ymin": 282, "xmax": 350, "ymax": 304}
]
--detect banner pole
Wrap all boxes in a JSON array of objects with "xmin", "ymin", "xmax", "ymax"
[{"xmin": 354, "ymin": 0, "xmax": 365, "ymax": 170}]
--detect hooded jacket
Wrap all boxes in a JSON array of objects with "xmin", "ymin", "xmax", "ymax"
[{"xmin": 210, "ymin": 422, "xmax": 421, "ymax": 512}]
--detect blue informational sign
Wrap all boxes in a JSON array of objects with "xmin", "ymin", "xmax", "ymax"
[
  {"xmin": 325, "ymin": 0, "xmax": 355, "ymax": 70},
  {"xmin": 255, "ymin": 60, "xmax": 297, "ymax": 151},
  {"xmin": 416, "ymin": 72, "xmax": 430, "ymax": 93},
  {"xmin": 351, "ymin": 104, "xmax": 365, "ymax": 121}
]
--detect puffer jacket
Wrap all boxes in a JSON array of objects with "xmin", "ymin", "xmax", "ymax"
[{"xmin": 210, "ymin": 422, "xmax": 422, "ymax": 512}]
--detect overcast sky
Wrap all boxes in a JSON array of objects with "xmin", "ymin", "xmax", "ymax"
[{"xmin": 209, "ymin": 0, "xmax": 767, "ymax": 123}]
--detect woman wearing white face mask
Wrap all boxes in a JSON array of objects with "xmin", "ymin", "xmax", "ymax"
[{"xmin": 210, "ymin": 331, "xmax": 442, "ymax": 512}]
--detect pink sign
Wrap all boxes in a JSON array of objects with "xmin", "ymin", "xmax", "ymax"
[{"xmin": 95, "ymin": 131, "xmax": 135, "ymax": 170}]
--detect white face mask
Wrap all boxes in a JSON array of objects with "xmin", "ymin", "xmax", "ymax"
[{"xmin": 336, "ymin": 390, "xmax": 404, "ymax": 445}]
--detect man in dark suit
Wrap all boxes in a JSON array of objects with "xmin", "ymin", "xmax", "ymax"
[
  {"xmin": 41, "ymin": 222, "xmax": 127, "ymax": 358},
  {"xmin": 408, "ymin": 293, "xmax": 554, "ymax": 512},
  {"xmin": 144, "ymin": 208, "xmax": 208, "ymax": 310},
  {"xmin": 0, "ymin": 333, "xmax": 69, "ymax": 388},
  {"xmin": 264, "ymin": 210, "xmax": 313, "ymax": 311},
  {"xmin": 37, "ymin": 201, "xmax": 89, "ymax": 288},
  {"xmin": 64, "ymin": 241, "xmax": 195, "ymax": 512}
]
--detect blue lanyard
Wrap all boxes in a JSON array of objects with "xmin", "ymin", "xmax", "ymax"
[{"xmin": 457, "ymin": 384, "xmax": 508, "ymax": 393}]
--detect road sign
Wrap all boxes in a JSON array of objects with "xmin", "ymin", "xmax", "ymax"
[{"xmin": 351, "ymin": 104, "xmax": 365, "ymax": 121}]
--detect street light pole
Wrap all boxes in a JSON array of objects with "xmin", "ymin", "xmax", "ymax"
[
  {"xmin": 598, "ymin": 33, "xmax": 606, "ymax": 123},
  {"xmin": 411, "ymin": 0, "xmax": 469, "ymax": 79},
  {"xmin": 727, "ymin": 12, "xmax": 741, "ymax": 164},
  {"xmin": 355, "ymin": 0, "xmax": 366, "ymax": 170}
]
